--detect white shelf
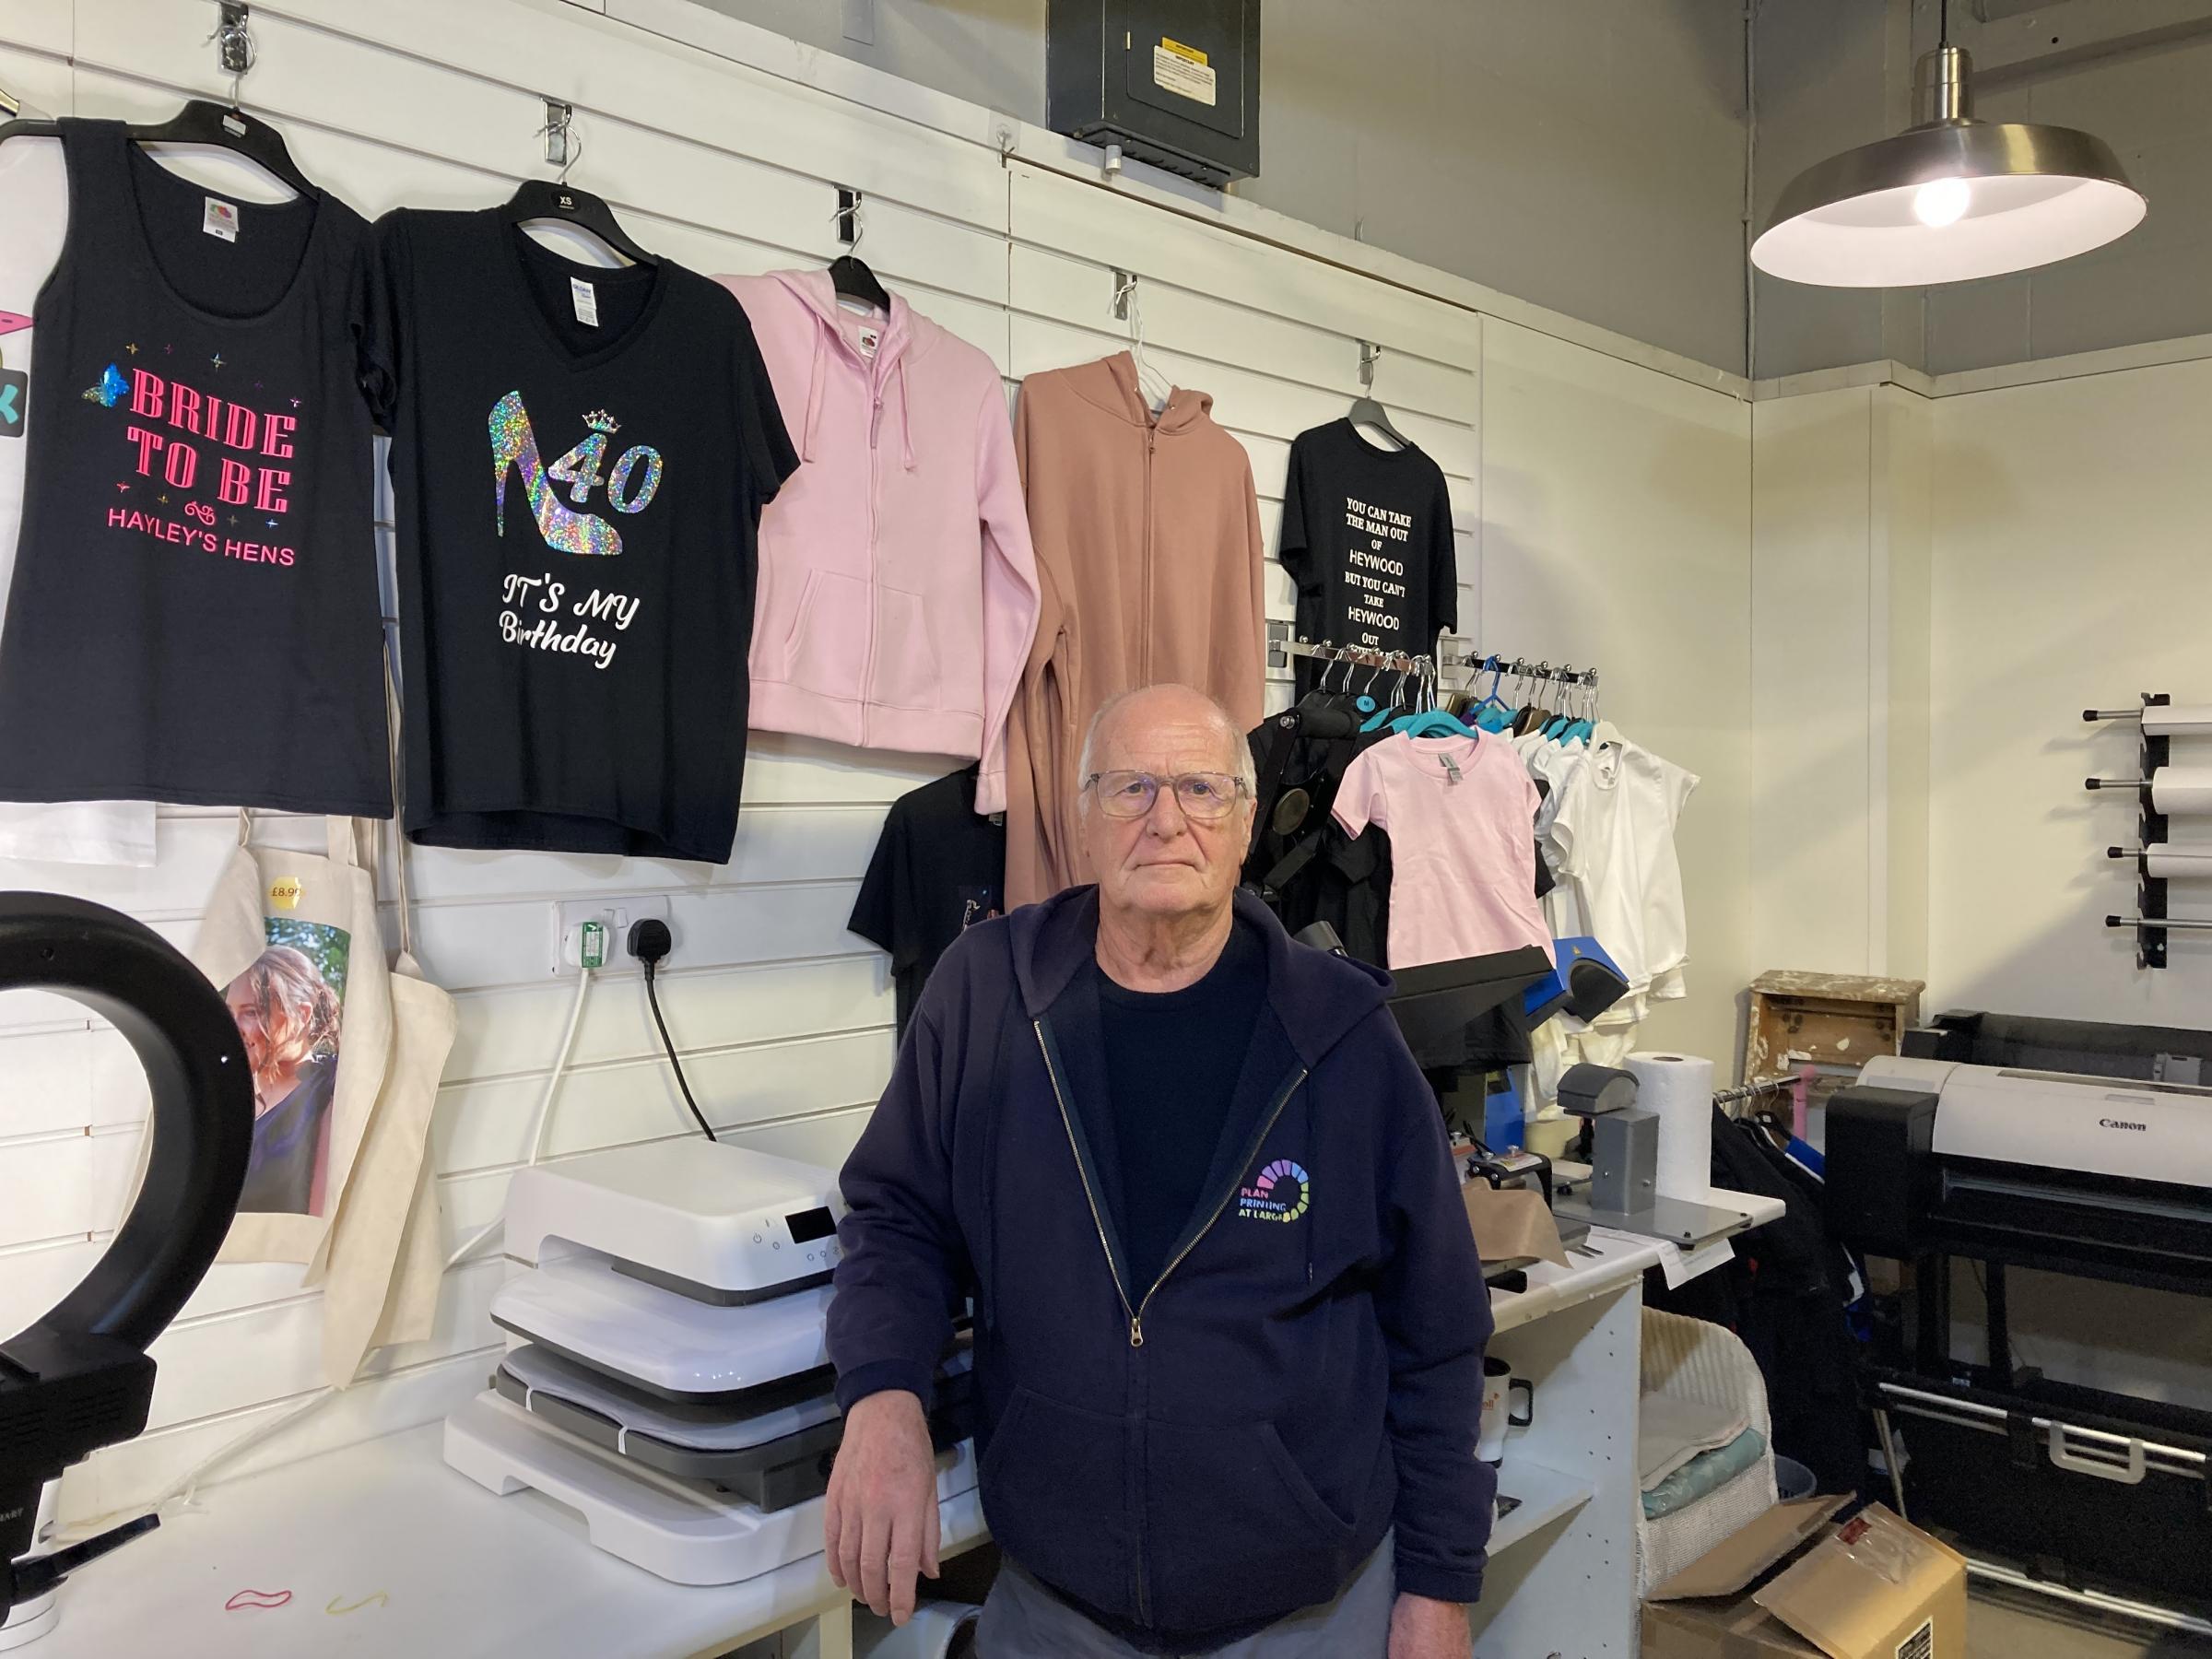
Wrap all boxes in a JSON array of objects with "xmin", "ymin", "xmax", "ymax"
[{"xmin": 1488, "ymin": 1457, "xmax": 1596, "ymax": 1559}]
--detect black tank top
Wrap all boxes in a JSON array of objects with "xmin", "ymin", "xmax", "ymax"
[{"xmin": 0, "ymin": 121, "xmax": 389, "ymax": 815}]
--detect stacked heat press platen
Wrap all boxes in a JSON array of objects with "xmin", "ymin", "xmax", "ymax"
[{"xmin": 442, "ymin": 1140, "xmax": 976, "ymax": 1585}]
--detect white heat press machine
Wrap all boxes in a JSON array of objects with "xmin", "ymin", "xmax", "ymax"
[{"xmin": 443, "ymin": 1138, "xmax": 976, "ymax": 1586}]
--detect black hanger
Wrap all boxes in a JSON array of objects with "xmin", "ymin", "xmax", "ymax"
[
  {"xmin": 1, "ymin": 99, "xmax": 318, "ymax": 200},
  {"xmin": 500, "ymin": 177, "xmax": 658, "ymax": 268},
  {"xmin": 829, "ymin": 252, "xmax": 891, "ymax": 314},
  {"xmin": 1347, "ymin": 394, "xmax": 1414, "ymax": 453}
]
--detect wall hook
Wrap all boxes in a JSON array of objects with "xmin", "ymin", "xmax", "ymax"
[
  {"xmin": 1112, "ymin": 269, "xmax": 1135, "ymax": 322},
  {"xmin": 835, "ymin": 187, "xmax": 862, "ymax": 248},
  {"xmin": 542, "ymin": 100, "xmax": 577, "ymax": 179},
  {"xmin": 212, "ymin": 3, "xmax": 254, "ymax": 106},
  {"xmin": 1359, "ymin": 341, "xmax": 1381, "ymax": 391}
]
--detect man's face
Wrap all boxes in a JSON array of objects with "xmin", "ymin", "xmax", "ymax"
[{"xmin": 1081, "ymin": 693, "xmax": 1255, "ymax": 924}]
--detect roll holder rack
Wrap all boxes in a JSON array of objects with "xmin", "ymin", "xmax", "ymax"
[{"xmin": 2085, "ymin": 693, "xmax": 2174, "ymax": 968}]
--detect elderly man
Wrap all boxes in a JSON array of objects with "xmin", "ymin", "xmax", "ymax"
[{"xmin": 825, "ymin": 683, "xmax": 1495, "ymax": 1658}]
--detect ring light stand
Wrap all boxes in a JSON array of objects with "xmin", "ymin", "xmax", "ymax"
[{"xmin": 0, "ymin": 895, "xmax": 253, "ymax": 1630}]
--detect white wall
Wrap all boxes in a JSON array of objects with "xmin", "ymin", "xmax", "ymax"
[
  {"xmin": 0, "ymin": 0, "xmax": 1752, "ymax": 1519},
  {"xmin": 1749, "ymin": 383, "xmax": 1931, "ymax": 984},
  {"xmin": 1479, "ymin": 320, "xmax": 1755, "ymax": 1066},
  {"xmin": 1928, "ymin": 356, "xmax": 2212, "ymax": 1019}
]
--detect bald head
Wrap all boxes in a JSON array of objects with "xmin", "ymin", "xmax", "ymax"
[{"xmin": 1077, "ymin": 684, "xmax": 1255, "ymax": 801}]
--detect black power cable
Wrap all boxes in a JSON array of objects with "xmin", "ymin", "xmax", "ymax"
[{"xmin": 629, "ymin": 918, "xmax": 715, "ymax": 1143}]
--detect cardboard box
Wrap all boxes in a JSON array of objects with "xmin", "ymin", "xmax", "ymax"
[{"xmin": 1643, "ymin": 1500, "xmax": 1967, "ymax": 1659}]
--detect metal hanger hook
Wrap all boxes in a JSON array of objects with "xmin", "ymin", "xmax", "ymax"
[
  {"xmin": 210, "ymin": 5, "xmax": 255, "ymax": 111},
  {"xmin": 833, "ymin": 188, "xmax": 865, "ymax": 254}
]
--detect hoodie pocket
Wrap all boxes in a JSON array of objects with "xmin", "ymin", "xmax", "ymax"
[
  {"xmin": 1143, "ymin": 1419, "xmax": 1362, "ymax": 1631},
  {"xmin": 978, "ymin": 1387, "xmax": 1137, "ymax": 1621},
  {"xmin": 865, "ymin": 585, "xmax": 943, "ymax": 712},
  {"xmin": 771, "ymin": 569, "xmax": 868, "ymax": 699}
]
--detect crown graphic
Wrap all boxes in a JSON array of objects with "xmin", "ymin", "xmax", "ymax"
[{"xmin": 584, "ymin": 409, "xmax": 620, "ymax": 433}]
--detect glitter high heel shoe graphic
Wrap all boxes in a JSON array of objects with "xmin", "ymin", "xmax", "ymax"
[{"xmin": 488, "ymin": 390, "xmax": 621, "ymax": 557}]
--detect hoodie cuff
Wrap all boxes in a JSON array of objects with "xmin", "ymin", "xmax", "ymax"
[
  {"xmin": 834, "ymin": 1358, "xmax": 936, "ymax": 1415},
  {"xmin": 973, "ymin": 765, "xmax": 1007, "ymax": 818},
  {"xmin": 1391, "ymin": 1555, "xmax": 1486, "ymax": 1606}
]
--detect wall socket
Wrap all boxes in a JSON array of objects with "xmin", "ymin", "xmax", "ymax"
[{"xmin": 548, "ymin": 895, "xmax": 672, "ymax": 976}]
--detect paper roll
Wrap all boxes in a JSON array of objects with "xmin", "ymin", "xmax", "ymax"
[
  {"xmin": 2145, "ymin": 842, "xmax": 2212, "ymax": 879},
  {"xmin": 2143, "ymin": 703, "xmax": 2212, "ymax": 738},
  {"xmin": 1628, "ymin": 1051, "xmax": 1715, "ymax": 1204},
  {"xmin": 2152, "ymin": 767, "xmax": 2212, "ymax": 818}
]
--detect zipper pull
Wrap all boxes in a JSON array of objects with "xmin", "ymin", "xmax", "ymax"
[
  {"xmin": 1129, "ymin": 1315, "xmax": 1144, "ymax": 1348},
  {"xmin": 870, "ymin": 397, "xmax": 883, "ymax": 448}
]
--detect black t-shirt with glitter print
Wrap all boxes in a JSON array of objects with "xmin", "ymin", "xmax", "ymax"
[
  {"xmin": 0, "ymin": 120, "xmax": 390, "ymax": 814},
  {"xmin": 361, "ymin": 207, "xmax": 797, "ymax": 862}
]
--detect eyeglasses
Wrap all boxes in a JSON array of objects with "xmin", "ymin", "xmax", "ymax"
[{"xmin": 1083, "ymin": 770, "xmax": 1250, "ymax": 822}]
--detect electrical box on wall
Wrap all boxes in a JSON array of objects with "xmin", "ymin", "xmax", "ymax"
[{"xmin": 1048, "ymin": 0, "xmax": 1260, "ymax": 188}]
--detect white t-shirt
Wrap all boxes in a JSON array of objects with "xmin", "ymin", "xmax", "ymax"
[
  {"xmin": 1547, "ymin": 722, "xmax": 1697, "ymax": 1001},
  {"xmin": 1334, "ymin": 730, "xmax": 1554, "ymax": 970},
  {"xmin": 0, "ymin": 136, "xmax": 157, "ymax": 865}
]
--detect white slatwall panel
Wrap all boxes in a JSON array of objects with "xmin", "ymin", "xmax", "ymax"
[
  {"xmin": 0, "ymin": 0, "xmax": 1747, "ymax": 1524},
  {"xmin": 0, "ymin": 0, "xmax": 1483, "ymax": 1520}
]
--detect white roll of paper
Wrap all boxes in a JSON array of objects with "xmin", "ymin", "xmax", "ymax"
[
  {"xmin": 2145, "ymin": 842, "xmax": 2212, "ymax": 879},
  {"xmin": 1628, "ymin": 1051, "xmax": 1715, "ymax": 1205},
  {"xmin": 2152, "ymin": 767, "xmax": 2212, "ymax": 818},
  {"xmin": 2143, "ymin": 704, "xmax": 2212, "ymax": 738}
]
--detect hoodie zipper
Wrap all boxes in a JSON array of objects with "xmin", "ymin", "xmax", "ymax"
[
  {"xmin": 1139, "ymin": 426, "xmax": 1155, "ymax": 681},
  {"xmin": 857, "ymin": 368, "xmax": 883, "ymax": 747},
  {"xmin": 1030, "ymin": 1019, "xmax": 1307, "ymax": 1345},
  {"xmin": 1033, "ymin": 1019, "xmax": 1305, "ymax": 1630}
]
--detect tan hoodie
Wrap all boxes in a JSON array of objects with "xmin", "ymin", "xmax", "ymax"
[{"xmin": 1005, "ymin": 353, "xmax": 1265, "ymax": 905}]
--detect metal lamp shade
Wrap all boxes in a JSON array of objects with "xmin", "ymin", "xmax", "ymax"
[{"xmin": 1752, "ymin": 47, "xmax": 2144, "ymax": 288}]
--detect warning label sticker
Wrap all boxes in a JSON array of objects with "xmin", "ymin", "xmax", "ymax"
[{"xmin": 1153, "ymin": 37, "xmax": 1217, "ymax": 107}]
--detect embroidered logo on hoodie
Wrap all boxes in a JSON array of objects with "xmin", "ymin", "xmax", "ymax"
[{"xmin": 1237, "ymin": 1159, "xmax": 1311, "ymax": 1224}]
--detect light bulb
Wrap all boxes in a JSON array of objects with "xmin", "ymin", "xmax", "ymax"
[{"xmin": 1912, "ymin": 177, "xmax": 1971, "ymax": 228}]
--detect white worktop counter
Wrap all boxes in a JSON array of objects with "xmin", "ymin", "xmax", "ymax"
[
  {"xmin": 32, "ymin": 1423, "xmax": 984, "ymax": 1659},
  {"xmin": 28, "ymin": 1183, "xmax": 1779, "ymax": 1658}
]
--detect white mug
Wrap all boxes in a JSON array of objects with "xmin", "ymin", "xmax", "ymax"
[{"xmin": 1477, "ymin": 1357, "xmax": 1535, "ymax": 1465}]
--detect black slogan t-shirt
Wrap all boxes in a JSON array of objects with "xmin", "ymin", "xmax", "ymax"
[
  {"xmin": 1279, "ymin": 418, "xmax": 1459, "ymax": 698},
  {"xmin": 362, "ymin": 210, "xmax": 796, "ymax": 861},
  {"xmin": 847, "ymin": 764, "xmax": 1005, "ymax": 1040},
  {"xmin": 0, "ymin": 122, "xmax": 389, "ymax": 814}
]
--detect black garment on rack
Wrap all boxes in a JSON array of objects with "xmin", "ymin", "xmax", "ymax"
[
  {"xmin": 1242, "ymin": 705, "xmax": 1395, "ymax": 967},
  {"xmin": 1646, "ymin": 1107, "xmax": 1865, "ymax": 1496},
  {"xmin": 0, "ymin": 121, "xmax": 391, "ymax": 815},
  {"xmin": 1278, "ymin": 420, "xmax": 1458, "ymax": 700},
  {"xmin": 848, "ymin": 763, "xmax": 1006, "ymax": 1041}
]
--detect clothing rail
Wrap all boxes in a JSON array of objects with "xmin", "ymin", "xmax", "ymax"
[{"xmin": 1272, "ymin": 638, "xmax": 1436, "ymax": 675}]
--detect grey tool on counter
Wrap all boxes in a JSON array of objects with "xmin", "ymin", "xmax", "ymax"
[{"xmin": 1547, "ymin": 1062, "xmax": 1753, "ymax": 1249}]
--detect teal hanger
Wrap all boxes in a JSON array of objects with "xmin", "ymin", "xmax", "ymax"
[
  {"xmin": 1359, "ymin": 661, "xmax": 1414, "ymax": 732},
  {"xmin": 1386, "ymin": 655, "xmax": 1477, "ymax": 736},
  {"xmin": 1466, "ymin": 656, "xmax": 1512, "ymax": 731}
]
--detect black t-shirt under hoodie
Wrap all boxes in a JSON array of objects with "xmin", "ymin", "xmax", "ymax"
[
  {"xmin": 362, "ymin": 209, "xmax": 796, "ymax": 861},
  {"xmin": 0, "ymin": 121, "xmax": 389, "ymax": 815}
]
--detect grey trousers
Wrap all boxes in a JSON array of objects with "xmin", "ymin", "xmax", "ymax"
[{"xmin": 973, "ymin": 1533, "xmax": 1396, "ymax": 1659}]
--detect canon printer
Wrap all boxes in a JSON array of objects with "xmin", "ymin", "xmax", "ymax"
[{"xmin": 1826, "ymin": 1010, "xmax": 2212, "ymax": 1624}]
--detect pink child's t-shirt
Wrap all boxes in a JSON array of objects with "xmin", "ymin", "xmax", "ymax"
[{"xmin": 1333, "ymin": 732, "xmax": 1553, "ymax": 971}]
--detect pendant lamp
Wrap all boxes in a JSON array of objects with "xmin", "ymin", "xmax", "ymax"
[{"xmin": 1752, "ymin": 30, "xmax": 2145, "ymax": 288}]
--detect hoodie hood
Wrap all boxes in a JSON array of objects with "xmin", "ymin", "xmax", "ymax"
[
  {"xmin": 1006, "ymin": 885, "xmax": 1391, "ymax": 1068},
  {"xmin": 1060, "ymin": 351, "xmax": 1218, "ymax": 435},
  {"xmin": 770, "ymin": 267, "xmax": 922, "ymax": 469}
]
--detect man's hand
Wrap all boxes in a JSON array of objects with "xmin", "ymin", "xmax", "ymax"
[
  {"xmin": 1387, "ymin": 1591, "xmax": 1471, "ymax": 1659},
  {"xmin": 824, "ymin": 1390, "xmax": 941, "ymax": 1625}
]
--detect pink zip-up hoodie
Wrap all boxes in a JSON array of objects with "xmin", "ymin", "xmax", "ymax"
[{"xmin": 719, "ymin": 270, "xmax": 1039, "ymax": 811}]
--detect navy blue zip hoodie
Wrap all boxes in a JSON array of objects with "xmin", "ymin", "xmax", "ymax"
[{"xmin": 829, "ymin": 886, "xmax": 1495, "ymax": 1651}]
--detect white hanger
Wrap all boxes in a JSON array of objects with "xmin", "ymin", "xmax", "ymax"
[{"xmin": 1112, "ymin": 273, "xmax": 1174, "ymax": 416}]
